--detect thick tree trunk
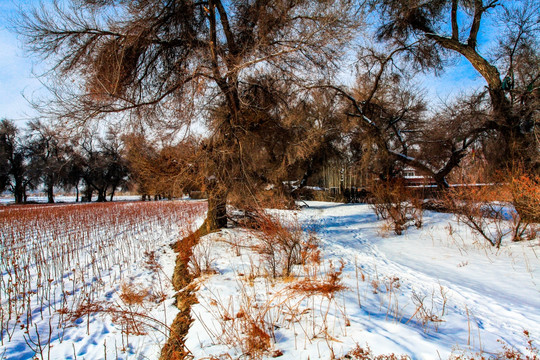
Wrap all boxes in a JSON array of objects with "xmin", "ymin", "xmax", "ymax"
[
  {"xmin": 433, "ymin": 175, "xmax": 450, "ymax": 190},
  {"xmin": 201, "ymin": 189, "xmax": 228, "ymax": 235},
  {"xmin": 14, "ymin": 190, "xmax": 24, "ymax": 204},
  {"xmin": 75, "ymin": 185, "xmax": 79, "ymax": 202}
]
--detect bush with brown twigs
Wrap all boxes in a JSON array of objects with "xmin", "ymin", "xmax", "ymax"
[
  {"xmin": 369, "ymin": 180, "xmax": 423, "ymax": 235},
  {"xmin": 249, "ymin": 212, "xmax": 320, "ymax": 278},
  {"xmin": 443, "ymin": 174, "xmax": 538, "ymax": 248}
]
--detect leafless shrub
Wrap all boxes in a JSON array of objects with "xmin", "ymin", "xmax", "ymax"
[
  {"xmin": 443, "ymin": 184, "xmax": 532, "ymax": 248},
  {"xmin": 249, "ymin": 212, "xmax": 320, "ymax": 278},
  {"xmin": 370, "ymin": 180, "xmax": 423, "ymax": 235},
  {"xmin": 408, "ymin": 285, "xmax": 448, "ymax": 333},
  {"xmin": 189, "ymin": 237, "xmax": 217, "ymax": 277}
]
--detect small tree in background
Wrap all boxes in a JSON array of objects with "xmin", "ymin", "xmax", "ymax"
[
  {"xmin": 26, "ymin": 120, "xmax": 70, "ymax": 203},
  {"xmin": 0, "ymin": 119, "xmax": 33, "ymax": 203}
]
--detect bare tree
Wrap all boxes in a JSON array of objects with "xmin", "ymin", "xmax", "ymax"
[
  {"xmin": 77, "ymin": 128, "xmax": 129, "ymax": 202},
  {"xmin": 0, "ymin": 119, "xmax": 33, "ymax": 203},
  {"xmin": 26, "ymin": 120, "xmax": 71, "ymax": 203},
  {"xmin": 370, "ymin": 0, "xmax": 539, "ymax": 173},
  {"xmin": 20, "ymin": 0, "xmax": 358, "ymax": 232}
]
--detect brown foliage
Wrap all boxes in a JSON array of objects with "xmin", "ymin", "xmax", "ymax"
[
  {"xmin": 88, "ymin": 36, "xmax": 145, "ymax": 99},
  {"xmin": 120, "ymin": 282, "xmax": 148, "ymax": 306},
  {"xmin": 444, "ymin": 185, "xmax": 510, "ymax": 248},
  {"xmin": 244, "ymin": 321, "xmax": 272, "ymax": 358},
  {"xmin": 124, "ymin": 134, "xmax": 202, "ymax": 200},
  {"xmin": 443, "ymin": 166, "xmax": 539, "ymax": 247},
  {"xmin": 508, "ymin": 168, "xmax": 540, "ymax": 223}
]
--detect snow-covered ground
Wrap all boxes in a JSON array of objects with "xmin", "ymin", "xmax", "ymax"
[
  {"xmin": 185, "ymin": 202, "xmax": 540, "ymax": 359},
  {"xmin": 0, "ymin": 200, "xmax": 205, "ymax": 360},
  {"xmin": 1, "ymin": 200, "xmax": 538, "ymax": 359}
]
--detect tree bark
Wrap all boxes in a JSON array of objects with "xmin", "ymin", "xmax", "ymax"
[
  {"xmin": 109, "ymin": 185, "xmax": 116, "ymax": 202},
  {"xmin": 83, "ymin": 186, "xmax": 93, "ymax": 202},
  {"xmin": 47, "ymin": 183, "xmax": 55, "ymax": 203},
  {"xmin": 97, "ymin": 189, "xmax": 107, "ymax": 202},
  {"xmin": 14, "ymin": 187, "xmax": 24, "ymax": 204},
  {"xmin": 201, "ymin": 188, "xmax": 228, "ymax": 235}
]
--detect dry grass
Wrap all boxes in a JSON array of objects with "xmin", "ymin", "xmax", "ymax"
[
  {"xmin": 340, "ymin": 344, "xmax": 410, "ymax": 359},
  {"xmin": 120, "ymin": 282, "xmax": 148, "ymax": 306},
  {"xmin": 450, "ymin": 330, "xmax": 538, "ymax": 359},
  {"xmin": 289, "ymin": 261, "xmax": 346, "ymax": 298}
]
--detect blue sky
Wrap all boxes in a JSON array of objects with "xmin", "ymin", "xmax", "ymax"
[
  {"xmin": 0, "ymin": 1, "xmax": 489, "ymax": 125},
  {"xmin": 0, "ymin": 0, "xmax": 44, "ymax": 124}
]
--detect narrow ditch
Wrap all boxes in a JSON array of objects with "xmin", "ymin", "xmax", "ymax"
[{"xmin": 160, "ymin": 231, "xmax": 201, "ymax": 360}]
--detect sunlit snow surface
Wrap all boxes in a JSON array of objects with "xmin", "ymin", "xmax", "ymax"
[
  {"xmin": 0, "ymin": 200, "xmax": 205, "ymax": 360},
  {"xmin": 186, "ymin": 202, "xmax": 539, "ymax": 359},
  {"xmin": 1, "ymin": 200, "xmax": 538, "ymax": 359}
]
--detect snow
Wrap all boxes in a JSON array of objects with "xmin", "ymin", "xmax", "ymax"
[
  {"xmin": 184, "ymin": 202, "xmax": 540, "ymax": 359},
  {"xmin": 1, "ymin": 200, "xmax": 538, "ymax": 359},
  {"xmin": 0, "ymin": 200, "xmax": 206, "ymax": 360}
]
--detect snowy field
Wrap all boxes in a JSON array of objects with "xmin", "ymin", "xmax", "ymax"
[
  {"xmin": 1, "ymin": 200, "xmax": 538, "ymax": 359},
  {"xmin": 186, "ymin": 202, "xmax": 540, "ymax": 359},
  {"xmin": 0, "ymin": 200, "xmax": 206, "ymax": 359}
]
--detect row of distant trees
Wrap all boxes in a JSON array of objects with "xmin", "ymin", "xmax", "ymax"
[{"xmin": 0, "ymin": 119, "xmax": 129, "ymax": 203}]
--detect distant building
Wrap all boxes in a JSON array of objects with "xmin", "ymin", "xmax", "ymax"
[{"xmin": 402, "ymin": 167, "xmax": 435, "ymax": 187}]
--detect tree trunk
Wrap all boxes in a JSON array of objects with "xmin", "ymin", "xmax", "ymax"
[
  {"xmin": 201, "ymin": 189, "xmax": 228, "ymax": 235},
  {"xmin": 97, "ymin": 189, "xmax": 107, "ymax": 202},
  {"xmin": 14, "ymin": 190, "xmax": 24, "ymax": 204},
  {"xmin": 14, "ymin": 181, "xmax": 24, "ymax": 204},
  {"xmin": 83, "ymin": 187, "xmax": 93, "ymax": 202},
  {"xmin": 75, "ymin": 184, "xmax": 79, "ymax": 202},
  {"xmin": 433, "ymin": 174, "xmax": 450, "ymax": 190},
  {"xmin": 109, "ymin": 186, "xmax": 116, "ymax": 202},
  {"xmin": 47, "ymin": 183, "xmax": 55, "ymax": 203}
]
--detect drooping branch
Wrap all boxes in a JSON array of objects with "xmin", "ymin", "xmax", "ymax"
[{"xmin": 425, "ymin": 33, "xmax": 502, "ymax": 90}]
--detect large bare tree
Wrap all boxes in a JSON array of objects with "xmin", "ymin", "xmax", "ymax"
[
  {"xmin": 370, "ymin": 0, "xmax": 539, "ymax": 174},
  {"xmin": 20, "ymin": 0, "xmax": 358, "ymax": 232}
]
